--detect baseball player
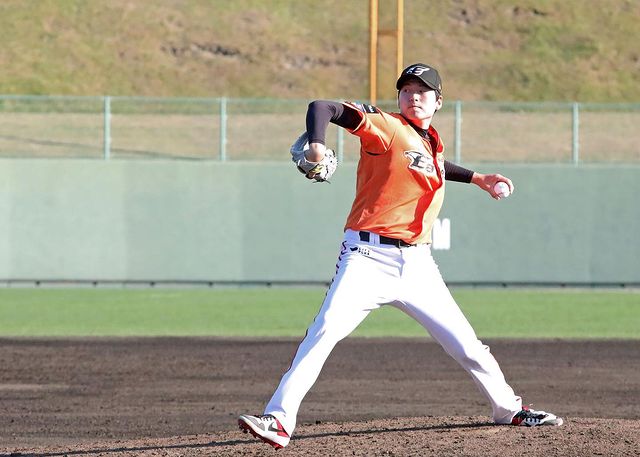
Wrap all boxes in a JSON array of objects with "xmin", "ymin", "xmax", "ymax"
[{"xmin": 238, "ymin": 63, "xmax": 562, "ymax": 449}]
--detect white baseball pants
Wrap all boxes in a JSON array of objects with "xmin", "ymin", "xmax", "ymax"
[{"xmin": 265, "ymin": 229, "xmax": 522, "ymax": 435}]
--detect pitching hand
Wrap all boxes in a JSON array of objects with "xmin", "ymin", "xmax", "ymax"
[{"xmin": 471, "ymin": 173, "xmax": 515, "ymax": 200}]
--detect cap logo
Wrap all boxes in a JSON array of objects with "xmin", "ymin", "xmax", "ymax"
[{"xmin": 405, "ymin": 66, "xmax": 430, "ymax": 76}]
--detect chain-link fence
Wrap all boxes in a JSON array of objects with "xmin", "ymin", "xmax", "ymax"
[{"xmin": 0, "ymin": 95, "xmax": 638, "ymax": 163}]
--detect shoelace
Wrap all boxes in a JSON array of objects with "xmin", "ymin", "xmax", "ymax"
[
  {"xmin": 524, "ymin": 410, "xmax": 546, "ymax": 421},
  {"xmin": 257, "ymin": 414, "xmax": 278, "ymax": 426}
]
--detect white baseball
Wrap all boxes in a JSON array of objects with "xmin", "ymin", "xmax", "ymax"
[{"xmin": 493, "ymin": 181, "xmax": 511, "ymax": 198}]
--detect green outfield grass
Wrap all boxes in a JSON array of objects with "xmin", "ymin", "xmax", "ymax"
[{"xmin": 0, "ymin": 287, "xmax": 638, "ymax": 339}]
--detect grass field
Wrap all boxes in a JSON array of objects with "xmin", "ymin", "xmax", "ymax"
[{"xmin": 0, "ymin": 287, "xmax": 638, "ymax": 339}]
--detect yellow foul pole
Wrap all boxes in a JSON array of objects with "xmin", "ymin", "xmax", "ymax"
[
  {"xmin": 397, "ymin": 0, "xmax": 404, "ymax": 77},
  {"xmin": 369, "ymin": 0, "xmax": 404, "ymax": 104},
  {"xmin": 369, "ymin": 0, "xmax": 378, "ymax": 105}
]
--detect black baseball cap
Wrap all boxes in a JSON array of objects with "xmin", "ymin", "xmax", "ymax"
[{"xmin": 396, "ymin": 63, "xmax": 442, "ymax": 95}]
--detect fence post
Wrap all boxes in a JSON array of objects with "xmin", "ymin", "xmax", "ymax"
[
  {"xmin": 219, "ymin": 97, "xmax": 227, "ymax": 161},
  {"xmin": 336, "ymin": 127, "xmax": 344, "ymax": 163},
  {"xmin": 572, "ymin": 102, "xmax": 580, "ymax": 164},
  {"xmin": 103, "ymin": 96, "xmax": 111, "ymax": 160},
  {"xmin": 454, "ymin": 100, "xmax": 462, "ymax": 163}
]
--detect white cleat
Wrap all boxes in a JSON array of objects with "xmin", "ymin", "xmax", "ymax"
[
  {"xmin": 511, "ymin": 406, "xmax": 564, "ymax": 426},
  {"xmin": 238, "ymin": 413, "xmax": 291, "ymax": 449}
]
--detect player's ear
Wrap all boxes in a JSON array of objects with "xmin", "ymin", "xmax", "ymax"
[
  {"xmin": 397, "ymin": 91, "xmax": 401, "ymax": 109},
  {"xmin": 435, "ymin": 94, "xmax": 443, "ymax": 111}
]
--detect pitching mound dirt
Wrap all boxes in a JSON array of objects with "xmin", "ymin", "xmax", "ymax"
[{"xmin": 1, "ymin": 338, "xmax": 638, "ymax": 456}]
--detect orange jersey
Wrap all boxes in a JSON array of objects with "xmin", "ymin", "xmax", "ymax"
[{"xmin": 343, "ymin": 102, "xmax": 446, "ymax": 244}]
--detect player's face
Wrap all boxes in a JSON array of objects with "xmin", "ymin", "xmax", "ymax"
[{"xmin": 398, "ymin": 79, "xmax": 442, "ymax": 126}]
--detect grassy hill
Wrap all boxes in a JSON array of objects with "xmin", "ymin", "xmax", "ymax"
[{"xmin": 0, "ymin": 0, "xmax": 638, "ymax": 102}]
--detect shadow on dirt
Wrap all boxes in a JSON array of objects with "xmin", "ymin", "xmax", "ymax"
[{"xmin": 4, "ymin": 421, "xmax": 496, "ymax": 457}]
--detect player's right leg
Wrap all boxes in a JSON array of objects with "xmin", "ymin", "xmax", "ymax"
[{"xmin": 239, "ymin": 232, "xmax": 399, "ymax": 447}]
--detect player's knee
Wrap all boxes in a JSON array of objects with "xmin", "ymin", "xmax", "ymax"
[
  {"xmin": 308, "ymin": 314, "xmax": 350, "ymax": 343},
  {"xmin": 450, "ymin": 342, "xmax": 491, "ymax": 369}
]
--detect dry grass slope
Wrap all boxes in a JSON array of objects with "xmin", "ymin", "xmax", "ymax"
[{"xmin": 0, "ymin": 0, "xmax": 639, "ymax": 101}]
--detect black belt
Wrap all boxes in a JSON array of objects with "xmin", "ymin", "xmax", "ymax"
[{"xmin": 359, "ymin": 231, "xmax": 414, "ymax": 248}]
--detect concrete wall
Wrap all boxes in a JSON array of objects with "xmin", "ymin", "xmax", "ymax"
[{"xmin": 1, "ymin": 159, "xmax": 638, "ymax": 285}]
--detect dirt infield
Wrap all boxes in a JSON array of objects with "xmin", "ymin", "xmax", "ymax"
[{"xmin": 1, "ymin": 338, "xmax": 638, "ymax": 456}]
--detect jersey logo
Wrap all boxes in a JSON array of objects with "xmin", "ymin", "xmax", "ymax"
[
  {"xmin": 405, "ymin": 150, "xmax": 436, "ymax": 176},
  {"xmin": 352, "ymin": 102, "xmax": 380, "ymax": 114},
  {"xmin": 437, "ymin": 153, "xmax": 445, "ymax": 176}
]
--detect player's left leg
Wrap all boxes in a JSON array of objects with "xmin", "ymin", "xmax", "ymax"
[{"xmin": 395, "ymin": 244, "xmax": 522, "ymax": 424}]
